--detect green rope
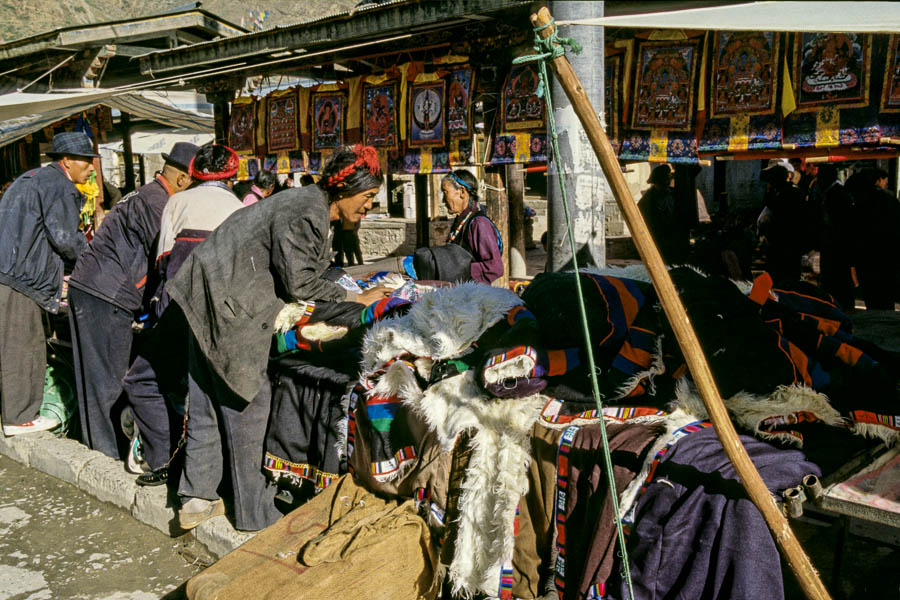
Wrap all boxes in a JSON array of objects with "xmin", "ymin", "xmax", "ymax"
[{"xmin": 516, "ymin": 21, "xmax": 636, "ymax": 600}]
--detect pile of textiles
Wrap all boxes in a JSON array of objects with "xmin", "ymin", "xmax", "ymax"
[
  {"xmin": 264, "ymin": 297, "xmax": 411, "ymax": 493},
  {"xmin": 255, "ymin": 266, "xmax": 897, "ymax": 599}
]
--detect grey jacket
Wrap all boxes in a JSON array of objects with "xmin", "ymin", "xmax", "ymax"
[
  {"xmin": 166, "ymin": 184, "xmax": 347, "ymax": 403},
  {"xmin": 0, "ymin": 162, "xmax": 87, "ymax": 312}
]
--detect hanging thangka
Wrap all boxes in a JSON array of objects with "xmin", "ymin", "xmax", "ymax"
[
  {"xmin": 267, "ymin": 91, "xmax": 299, "ymax": 153},
  {"xmin": 711, "ymin": 31, "xmax": 779, "ymax": 118},
  {"xmin": 409, "ymin": 80, "xmax": 446, "ymax": 147},
  {"xmin": 502, "ymin": 62, "xmax": 544, "ymax": 131},
  {"xmin": 312, "ymin": 93, "xmax": 344, "ymax": 151},
  {"xmin": 632, "ymin": 39, "xmax": 700, "ymax": 130},
  {"xmin": 604, "ymin": 54, "xmax": 622, "ymax": 150},
  {"xmin": 447, "ymin": 67, "xmax": 474, "ymax": 138},
  {"xmin": 881, "ymin": 35, "xmax": 900, "ymax": 113},
  {"xmin": 363, "ymin": 82, "xmax": 398, "ymax": 148},
  {"xmin": 229, "ymin": 99, "xmax": 255, "ymax": 155},
  {"xmin": 793, "ymin": 32, "xmax": 872, "ymax": 112}
]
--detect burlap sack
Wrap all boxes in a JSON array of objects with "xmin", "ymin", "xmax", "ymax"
[{"xmin": 186, "ymin": 474, "xmax": 439, "ymax": 600}]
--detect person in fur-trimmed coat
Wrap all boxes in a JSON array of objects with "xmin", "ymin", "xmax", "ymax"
[{"xmin": 166, "ymin": 145, "xmax": 388, "ymax": 531}]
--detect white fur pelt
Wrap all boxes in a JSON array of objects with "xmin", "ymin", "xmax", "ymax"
[
  {"xmin": 274, "ymin": 301, "xmax": 308, "ymax": 333},
  {"xmin": 580, "ymin": 263, "xmax": 753, "ymax": 295},
  {"xmin": 361, "ymin": 282, "xmax": 523, "ymax": 370},
  {"xmin": 850, "ymin": 422, "xmax": 900, "ymax": 447},
  {"xmin": 673, "ymin": 378, "xmax": 844, "ymax": 447},
  {"xmin": 358, "ymin": 283, "xmax": 542, "ymax": 597}
]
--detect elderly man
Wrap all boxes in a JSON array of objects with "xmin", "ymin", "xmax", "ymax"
[
  {"xmin": 0, "ymin": 132, "xmax": 93, "ymax": 436},
  {"xmin": 67, "ymin": 142, "xmax": 198, "ymax": 458}
]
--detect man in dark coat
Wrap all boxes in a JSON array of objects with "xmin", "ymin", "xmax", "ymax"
[
  {"xmin": 0, "ymin": 132, "xmax": 93, "ymax": 436},
  {"xmin": 67, "ymin": 142, "xmax": 198, "ymax": 458},
  {"xmin": 166, "ymin": 145, "xmax": 388, "ymax": 531},
  {"xmin": 638, "ymin": 164, "xmax": 688, "ymax": 265},
  {"xmin": 816, "ymin": 164, "xmax": 856, "ymax": 311},
  {"xmin": 759, "ymin": 162, "xmax": 805, "ymax": 284}
]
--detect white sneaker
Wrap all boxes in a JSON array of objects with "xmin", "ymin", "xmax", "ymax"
[
  {"xmin": 125, "ymin": 431, "xmax": 148, "ymax": 475},
  {"xmin": 2, "ymin": 415, "xmax": 59, "ymax": 437}
]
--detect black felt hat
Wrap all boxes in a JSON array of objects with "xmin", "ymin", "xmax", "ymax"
[
  {"xmin": 161, "ymin": 142, "xmax": 200, "ymax": 172},
  {"xmin": 46, "ymin": 132, "xmax": 99, "ymax": 159}
]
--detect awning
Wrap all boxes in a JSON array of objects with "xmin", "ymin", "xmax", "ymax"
[
  {"xmin": 0, "ymin": 90, "xmax": 213, "ymax": 147},
  {"xmin": 560, "ymin": 2, "xmax": 900, "ymax": 33},
  {"xmin": 99, "ymin": 128, "xmax": 213, "ymax": 154}
]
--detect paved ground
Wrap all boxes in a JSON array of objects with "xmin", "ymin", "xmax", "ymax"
[{"xmin": 0, "ymin": 454, "xmax": 203, "ymax": 600}]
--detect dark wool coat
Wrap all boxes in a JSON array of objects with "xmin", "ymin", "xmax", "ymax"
[
  {"xmin": 166, "ymin": 184, "xmax": 347, "ymax": 403},
  {"xmin": 0, "ymin": 162, "xmax": 87, "ymax": 312},
  {"xmin": 69, "ymin": 177, "xmax": 171, "ymax": 312}
]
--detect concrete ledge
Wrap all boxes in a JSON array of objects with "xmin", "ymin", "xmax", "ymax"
[
  {"xmin": 0, "ymin": 432, "xmax": 254, "ymax": 560},
  {"xmin": 27, "ymin": 436, "xmax": 96, "ymax": 486},
  {"xmin": 193, "ymin": 515, "xmax": 255, "ymax": 558},
  {"xmin": 0, "ymin": 430, "xmax": 53, "ymax": 466},
  {"xmin": 78, "ymin": 453, "xmax": 139, "ymax": 511},
  {"xmin": 133, "ymin": 482, "xmax": 182, "ymax": 537}
]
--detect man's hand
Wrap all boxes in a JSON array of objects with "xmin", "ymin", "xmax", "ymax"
[{"xmin": 357, "ymin": 285, "xmax": 391, "ymax": 305}]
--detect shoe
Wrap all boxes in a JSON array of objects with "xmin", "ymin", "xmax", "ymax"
[
  {"xmin": 125, "ymin": 431, "xmax": 148, "ymax": 475},
  {"xmin": 136, "ymin": 467, "xmax": 168, "ymax": 487},
  {"xmin": 178, "ymin": 498, "xmax": 225, "ymax": 530},
  {"xmin": 2, "ymin": 416, "xmax": 59, "ymax": 437}
]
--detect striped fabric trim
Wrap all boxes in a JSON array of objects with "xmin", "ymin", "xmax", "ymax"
[
  {"xmin": 849, "ymin": 411, "xmax": 900, "ymax": 430},
  {"xmin": 370, "ymin": 445, "xmax": 417, "ymax": 482},
  {"xmin": 587, "ymin": 582, "xmax": 607, "ymax": 599},
  {"xmin": 540, "ymin": 398, "xmax": 667, "ymax": 425},
  {"xmin": 346, "ymin": 385, "xmax": 361, "ymax": 465},
  {"xmin": 483, "ymin": 345, "xmax": 539, "ymax": 371},
  {"xmin": 263, "ymin": 453, "xmax": 339, "ymax": 490},
  {"xmin": 554, "ymin": 425, "xmax": 580, "ymax": 596},
  {"xmin": 497, "ymin": 504, "xmax": 520, "ymax": 599}
]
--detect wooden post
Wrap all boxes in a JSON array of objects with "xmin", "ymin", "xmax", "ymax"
[
  {"xmin": 506, "ymin": 164, "xmax": 527, "ymax": 278},
  {"xmin": 414, "ymin": 174, "xmax": 430, "ymax": 248},
  {"xmin": 121, "ymin": 112, "xmax": 136, "ymax": 194},
  {"xmin": 484, "ymin": 166, "xmax": 509, "ymax": 288},
  {"xmin": 531, "ymin": 7, "xmax": 831, "ymax": 600}
]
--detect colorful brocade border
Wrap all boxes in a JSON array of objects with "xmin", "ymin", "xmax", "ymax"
[{"xmin": 263, "ymin": 452, "xmax": 339, "ymax": 490}]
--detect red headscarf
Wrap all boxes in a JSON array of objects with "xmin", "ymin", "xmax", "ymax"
[{"xmin": 188, "ymin": 145, "xmax": 240, "ymax": 181}]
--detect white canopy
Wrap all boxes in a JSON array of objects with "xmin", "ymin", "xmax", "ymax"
[
  {"xmin": 559, "ymin": 2, "xmax": 900, "ymax": 33},
  {"xmin": 99, "ymin": 128, "xmax": 213, "ymax": 155},
  {"xmin": 0, "ymin": 90, "xmax": 213, "ymax": 147}
]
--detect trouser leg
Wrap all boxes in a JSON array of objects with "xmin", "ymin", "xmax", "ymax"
[
  {"xmin": 219, "ymin": 378, "xmax": 280, "ymax": 531},
  {"xmin": 0, "ymin": 284, "xmax": 45, "ymax": 427},
  {"xmin": 178, "ymin": 334, "xmax": 225, "ymax": 501},
  {"xmin": 68, "ymin": 288, "xmax": 134, "ymax": 458}
]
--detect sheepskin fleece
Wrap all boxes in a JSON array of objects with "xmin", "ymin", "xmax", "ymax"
[
  {"xmin": 361, "ymin": 282, "xmax": 522, "ymax": 370},
  {"xmin": 673, "ymin": 378, "xmax": 844, "ymax": 447},
  {"xmin": 274, "ymin": 301, "xmax": 308, "ymax": 333},
  {"xmin": 358, "ymin": 283, "xmax": 542, "ymax": 597}
]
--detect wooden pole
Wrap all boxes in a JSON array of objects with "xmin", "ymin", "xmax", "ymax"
[
  {"xmin": 530, "ymin": 7, "xmax": 830, "ymax": 600},
  {"xmin": 121, "ymin": 112, "xmax": 135, "ymax": 194},
  {"xmin": 506, "ymin": 163, "xmax": 527, "ymax": 278},
  {"xmin": 484, "ymin": 166, "xmax": 510, "ymax": 288},
  {"xmin": 414, "ymin": 173, "xmax": 430, "ymax": 248}
]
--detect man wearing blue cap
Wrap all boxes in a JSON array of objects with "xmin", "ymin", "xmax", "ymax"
[
  {"xmin": 68, "ymin": 142, "xmax": 198, "ymax": 458},
  {"xmin": 0, "ymin": 131, "xmax": 95, "ymax": 436}
]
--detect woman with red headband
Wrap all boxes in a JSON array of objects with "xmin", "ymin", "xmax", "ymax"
[{"xmin": 164, "ymin": 145, "xmax": 387, "ymax": 531}]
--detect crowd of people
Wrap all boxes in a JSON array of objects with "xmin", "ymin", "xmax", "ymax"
[
  {"xmin": 0, "ymin": 132, "xmax": 504, "ymax": 532},
  {"xmin": 639, "ymin": 159, "xmax": 900, "ymax": 313}
]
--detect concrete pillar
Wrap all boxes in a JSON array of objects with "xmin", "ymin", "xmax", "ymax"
[
  {"xmin": 546, "ymin": 0, "xmax": 607, "ymax": 272},
  {"xmin": 506, "ymin": 164, "xmax": 527, "ymax": 277}
]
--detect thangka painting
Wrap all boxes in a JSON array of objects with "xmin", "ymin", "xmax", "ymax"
[
  {"xmin": 312, "ymin": 93, "xmax": 344, "ymax": 151},
  {"xmin": 793, "ymin": 33, "xmax": 871, "ymax": 111},
  {"xmin": 447, "ymin": 68, "xmax": 474, "ymax": 138},
  {"xmin": 409, "ymin": 80, "xmax": 446, "ymax": 148},
  {"xmin": 604, "ymin": 54, "xmax": 622, "ymax": 149},
  {"xmin": 502, "ymin": 63, "xmax": 544, "ymax": 131},
  {"xmin": 632, "ymin": 40, "xmax": 700, "ymax": 130},
  {"xmin": 267, "ymin": 92, "xmax": 299, "ymax": 153},
  {"xmin": 881, "ymin": 35, "xmax": 900, "ymax": 113},
  {"xmin": 363, "ymin": 82, "xmax": 398, "ymax": 148},
  {"xmin": 228, "ymin": 101, "xmax": 255, "ymax": 154},
  {"xmin": 711, "ymin": 31, "xmax": 779, "ymax": 117}
]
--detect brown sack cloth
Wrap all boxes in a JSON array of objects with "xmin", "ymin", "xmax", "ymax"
[{"xmin": 187, "ymin": 474, "xmax": 439, "ymax": 600}]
